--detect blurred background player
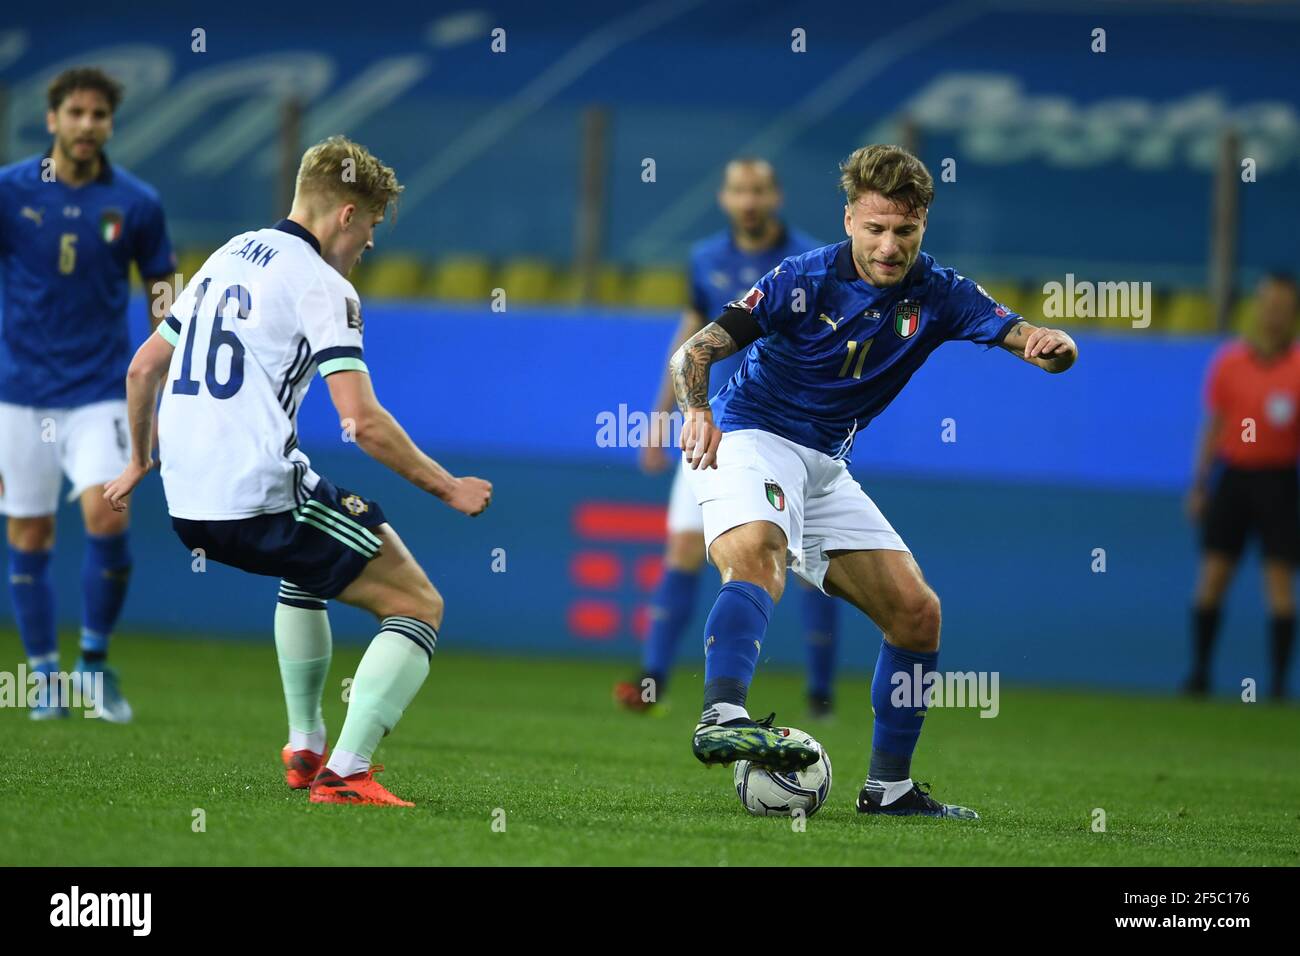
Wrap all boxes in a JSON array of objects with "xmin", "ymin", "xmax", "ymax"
[
  {"xmin": 105, "ymin": 135, "xmax": 492, "ymax": 806},
  {"xmin": 1186, "ymin": 271, "xmax": 1300, "ymax": 700},
  {"xmin": 0, "ymin": 67, "xmax": 175, "ymax": 721},
  {"xmin": 613, "ymin": 158, "xmax": 841, "ymax": 718}
]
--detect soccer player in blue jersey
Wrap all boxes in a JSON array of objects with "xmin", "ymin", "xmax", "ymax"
[
  {"xmin": 614, "ymin": 158, "xmax": 843, "ymax": 718},
  {"xmin": 0, "ymin": 68, "xmax": 176, "ymax": 721},
  {"xmin": 673, "ymin": 145, "xmax": 1077, "ymax": 818}
]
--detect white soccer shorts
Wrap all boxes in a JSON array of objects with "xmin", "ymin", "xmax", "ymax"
[
  {"xmin": 666, "ymin": 459, "xmax": 706, "ymax": 534},
  {"xmin": 684, "ymin": 428, "xmax": 909, "ymax": 593},
  {"xmin": 0, "ymin": 400, "xmax": 130, "ymax": 518}
]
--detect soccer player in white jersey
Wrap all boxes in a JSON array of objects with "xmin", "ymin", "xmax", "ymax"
[{"xmin": 104, "ymin": 136, "xmax": 492, "ymax": 807}]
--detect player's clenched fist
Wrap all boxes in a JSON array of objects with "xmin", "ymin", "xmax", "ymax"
[
  {"xmin": 1023, "ymin": 326, "xmax": 1077, "ymax": 369},
  {"xmin": 444, "ymin": 476, "xmax": 492, "ymax": 516},
  {"xmin": 103, "ymin": 461, "xmax": 154, "ymax": 512},
  {"xmin": 681, "ymin": 407, "xmax": 723, "ymax": 470}
]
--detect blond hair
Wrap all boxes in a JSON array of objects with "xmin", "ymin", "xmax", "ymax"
[
  {"xmin": 839, "ymin": 144, "xmax": 933, "ymax": 216},
  {"xmin": 294, "ymin": 135, "xmax": 403, "ymax": 217}
]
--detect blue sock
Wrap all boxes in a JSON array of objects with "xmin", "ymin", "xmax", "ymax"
[
  {"xmin": 803, "ymin": 587, "xmax": 839, "ymax": 700},
  {"xmin": 701, "ymin": 581, "xmax": 773, "ymax": 714},
  {"xmin": 640, "ymin": 568, "xmax": 700, "ymax": 692},
  {"xmin": 869, "ymin": 639, "xmax": 938, "ymax": 781},
  {"xmin": 80, "ymin": 532, "xmax": 132, "ymax": 664},
  {"xmin": 10, "ymin": 548, "xmax": 58, "ymax": 675}
]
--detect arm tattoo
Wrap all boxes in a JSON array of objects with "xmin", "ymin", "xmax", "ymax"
[
  {"xmin": 1002, "ymin": 320, "xmax": 1034, "ymax": 361},
  {"xmin": 670, "ymin": 321, "xmax": 739, "ymax": 411}
]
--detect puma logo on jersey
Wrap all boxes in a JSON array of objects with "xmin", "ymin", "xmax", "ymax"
[
  {"xmin": 819, "ymin": 313, "xmax": 844, "ymax": 331},
  {"xmin": 21, "ymin": 206, "xmax": 43, "ymax": 227}
]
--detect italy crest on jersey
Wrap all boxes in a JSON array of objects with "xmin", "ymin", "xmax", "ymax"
[
  {"xmin": 764, "ymin": 480, "xmax": 785, "ymax": 512},
  {"xmin": 894, "ymin": 301, "xmax": 921, "ymax": 339},
  {"xmin": 99, "ymin": 208, "xmax": 123, "ymax": 243}
]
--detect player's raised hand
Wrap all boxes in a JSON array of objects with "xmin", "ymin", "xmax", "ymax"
[
  {"xmin": 103, "ymin": 461, "xmax": 154, "ymax": 512},
  {"xmin": 445, "ymin": 476, "xmax": 492, "ymax": 516},
  {"xmin": 681, "ymin": 407, "xmax": 722, "ymax": 470}
]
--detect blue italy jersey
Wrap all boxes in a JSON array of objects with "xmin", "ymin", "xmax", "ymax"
[
  {"xmin": 0, "ymin": 151, "xmax": 175, "ymax": 407},
  {"xmin": 687, "ymin": 225, "xmax": 820, "ymax": 396},
  {"xmin": 714, "ymin": 240, "xmax": 1021, "ymax": 461}
]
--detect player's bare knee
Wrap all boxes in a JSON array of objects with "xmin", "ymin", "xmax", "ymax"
[
  {"xmin": 381, "ymin": 577, "xmax": 441, "ymax": 628},
  {"xmin": 84, "ymin": 507, "xmax": 128, "ymax": 538},
  {"xmin": 717, "ymin": 545, "xmax": 786, "ymax": 603},
  {"xmin": 420, "ymin": 580, "xmax": 444, "ymax": 631},
  {"xmin": 893, "ymin": 588, "xmax": 941, "ymax": 651},
  {"xmin": 7, "ymin": 517, "xmax": 55, "ymax": 552}
]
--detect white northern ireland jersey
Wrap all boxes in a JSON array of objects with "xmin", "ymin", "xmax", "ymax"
[{"xmin": 156, "ymin": 220, "xmax": 367, "ymax": 519}]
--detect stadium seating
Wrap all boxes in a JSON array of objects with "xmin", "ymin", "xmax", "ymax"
[
  {"xmin": 425, "ymin": 255, "xmax": 494, "ymax": 303},
  {"xmin": 1165, "ymin": 292, "xmax": 1215, "ymax": 333},
  {"xmin": 551, "ymin": 265, "xmax": 626, "ymax": 307},
  {"xmin": 185, "ymin": 246, "xmax": 1256, "ymax": 344},
  {"xmin": 495, "ymin": 258, "xmax": 557, "ymax": 305},
  {"xmin": 362, "ymin": 255, "xmax": 427, "ymax": 299},
  {"xmin": 176, "ymin": 249, "xmax": 209, "ymax": 288},
  {"xmin": 627, "ymin": 267, "xmax": 688, "ymax": 310}
]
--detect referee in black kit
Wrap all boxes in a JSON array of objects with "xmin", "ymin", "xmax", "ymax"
[{"xmin": 1187, "ymin": 272, "xmax": 1300, "ymax": 699}]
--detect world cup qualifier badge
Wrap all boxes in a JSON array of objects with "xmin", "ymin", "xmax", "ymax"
[
  {"xmin": 764, "ymin": 480, "xmax": 785, "ymax": 512},
  {"xmin": 345, "ymin": 298, "xmax": 364, "ymax": 334},
  {"xmin": 99, "ymin": 208, "xmax": 123, "ymax": 243},
  {"xmin": 894, "ymin": 301, "xmax": 921, "ymax": 339},
  {"xmin": 341, "ymin": 494, "xmax": 369, "ymax": 516}
]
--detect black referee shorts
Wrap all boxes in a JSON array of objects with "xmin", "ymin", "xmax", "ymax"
[{"xmin": 1202, "ymin": 464, "xmax": 1300, "ymax": 563}]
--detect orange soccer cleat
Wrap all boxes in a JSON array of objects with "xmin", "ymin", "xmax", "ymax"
[
  {"xmin": 309, "ymin": 765, "xmax": 414, "ymax": 807},
  {"xmin": 613, "ymin": 679, "xmax": 650, "ymax": 711},
  {"xmin": 281, "ymin": 745, "xmax": 328, "ymax": 790}
]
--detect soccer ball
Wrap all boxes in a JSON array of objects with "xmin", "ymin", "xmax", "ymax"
[{"xmin": 733, "ymin": 727, "xmax": 832, "ymax": 817}]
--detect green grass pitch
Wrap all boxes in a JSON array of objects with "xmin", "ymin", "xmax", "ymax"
[{"xmin": 3, "ymin": 631, "xmax": 1297, "ymax": 866}]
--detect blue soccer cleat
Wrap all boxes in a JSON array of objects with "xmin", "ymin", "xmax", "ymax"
[
  {"xmin": 74, "ymin": 658, "xmax": 134, "ymax": 724},
  {"xmin": 29, "ymin": 702, "xmax": 69, "ymax": 721},
  {"xmin": 857, "ymin": 779, "xmax": 979, "ymax": 819}
]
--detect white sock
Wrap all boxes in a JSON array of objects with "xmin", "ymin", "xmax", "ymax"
[
  {"xmin": 290, "ymin": 725, "xmax": 327, "ymax": 755},
  {"xmin": 701, "ymin": 702, "xmax": 749, "ymax": 725},
  {"xmin": 869, "ymin": 777, "xmax": 915, "ymax": 805},
  {"xmin": 274, "ymin": 589, "xmax": 332, "ymax": 742},
  {"xmin": 329, "ymin": 626, "xmax": 433, "ymax": 775},
  {"xmin": 327, "ymin": 748, "xmax": 370, "ymax": 779}
]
